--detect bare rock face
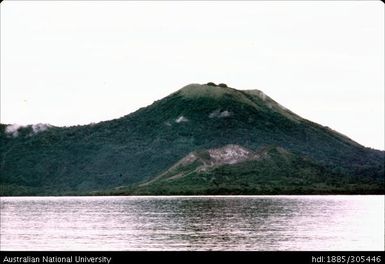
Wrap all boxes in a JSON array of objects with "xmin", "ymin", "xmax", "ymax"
[{"xmin": 208, "ymin": 145, "xmax": 254, "ymax": 165}]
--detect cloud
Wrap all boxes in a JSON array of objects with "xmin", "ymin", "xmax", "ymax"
[
  {"xmin": 209, "ymin": 110, "xmax": 232, "ymax": 118},
  {"xmin": 5, "ymin": 123, "xmax": 51, "ymax": 137},
  {"xmin": 5, "ymin": 124, "xmax": 23, "ymax": 137},
  {"xmin": 31, "ymin": 123, "xmax": 51, "ymax": 134},
  {"xmin": 175, "ymin": 116, "xmax": 189, "ymax": 123}
]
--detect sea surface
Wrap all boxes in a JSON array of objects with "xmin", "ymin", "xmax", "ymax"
[{"xmin": 0, "ymin": 195, "xmax": 383, "ymax": 251}]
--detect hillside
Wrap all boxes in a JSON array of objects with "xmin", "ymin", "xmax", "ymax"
[
  {"xmin": 0, "ymin": 83, "xmax": 384, "ymax": 195},
  {"xmin": 109, "ymin": 145, "xmax": 382, "ymax": 195}
]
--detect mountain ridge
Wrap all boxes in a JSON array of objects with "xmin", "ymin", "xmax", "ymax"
[{"xmin": 109, "ymin": 144, "xmax": 382, "ymax": 195}]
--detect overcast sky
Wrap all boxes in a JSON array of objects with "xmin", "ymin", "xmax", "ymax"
[{"xmin": 1, "ymin": 1, "xmax": 383, "ymax": 150}]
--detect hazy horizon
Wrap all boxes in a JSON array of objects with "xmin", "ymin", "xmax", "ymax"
[{"xmin": 1, "ymin": 2, "xmax": 383, "ymax": 150}]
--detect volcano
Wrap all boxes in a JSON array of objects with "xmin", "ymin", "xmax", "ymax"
[{"xmin": 1, "ymin": 83, "xmax": 383, "ymax": 195}]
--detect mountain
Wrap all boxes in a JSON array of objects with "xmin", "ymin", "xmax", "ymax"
[
  {"xmin": 114, "ymin": 145, "xmax": 382, "ymax": 195},
  {"xmin": 0, "ymin": 83, "xmax": 384, "ymax": 195}
]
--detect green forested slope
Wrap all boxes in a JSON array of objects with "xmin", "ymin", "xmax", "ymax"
[{"xmin": 1, "ymin": 83, "xmax": 383, "ymax": 195}]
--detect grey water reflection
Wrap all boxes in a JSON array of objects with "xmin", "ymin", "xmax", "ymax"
[{"xmin": 1, "ymin": 196, "xmax": 383, "ymax": 251}]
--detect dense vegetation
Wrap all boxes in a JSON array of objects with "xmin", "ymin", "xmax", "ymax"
[
  {"xmin": 0, "ymin": 84, "xmax": 384, "ymax": 195},
  {"xmin": 106, "ymin": 146, "xmax": 382, "ymax": 195}
]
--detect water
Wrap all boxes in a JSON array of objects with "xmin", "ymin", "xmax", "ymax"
[{"xmin": 0, "ymin": 195, "xmax": 383, "ymax": 251}]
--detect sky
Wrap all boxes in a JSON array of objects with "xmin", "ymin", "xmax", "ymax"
[{"xmin": 0, "ymin": 1, "xmax": 384, "ymax": 150}]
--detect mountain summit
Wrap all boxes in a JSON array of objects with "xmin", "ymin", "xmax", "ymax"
[
  {"xmin": 1, "ymin": 83, "xmax": 383, "ymax": 195},
  {"xmin": 177, "ymin": 83, "xmax": 301, "ymax": 122}
]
